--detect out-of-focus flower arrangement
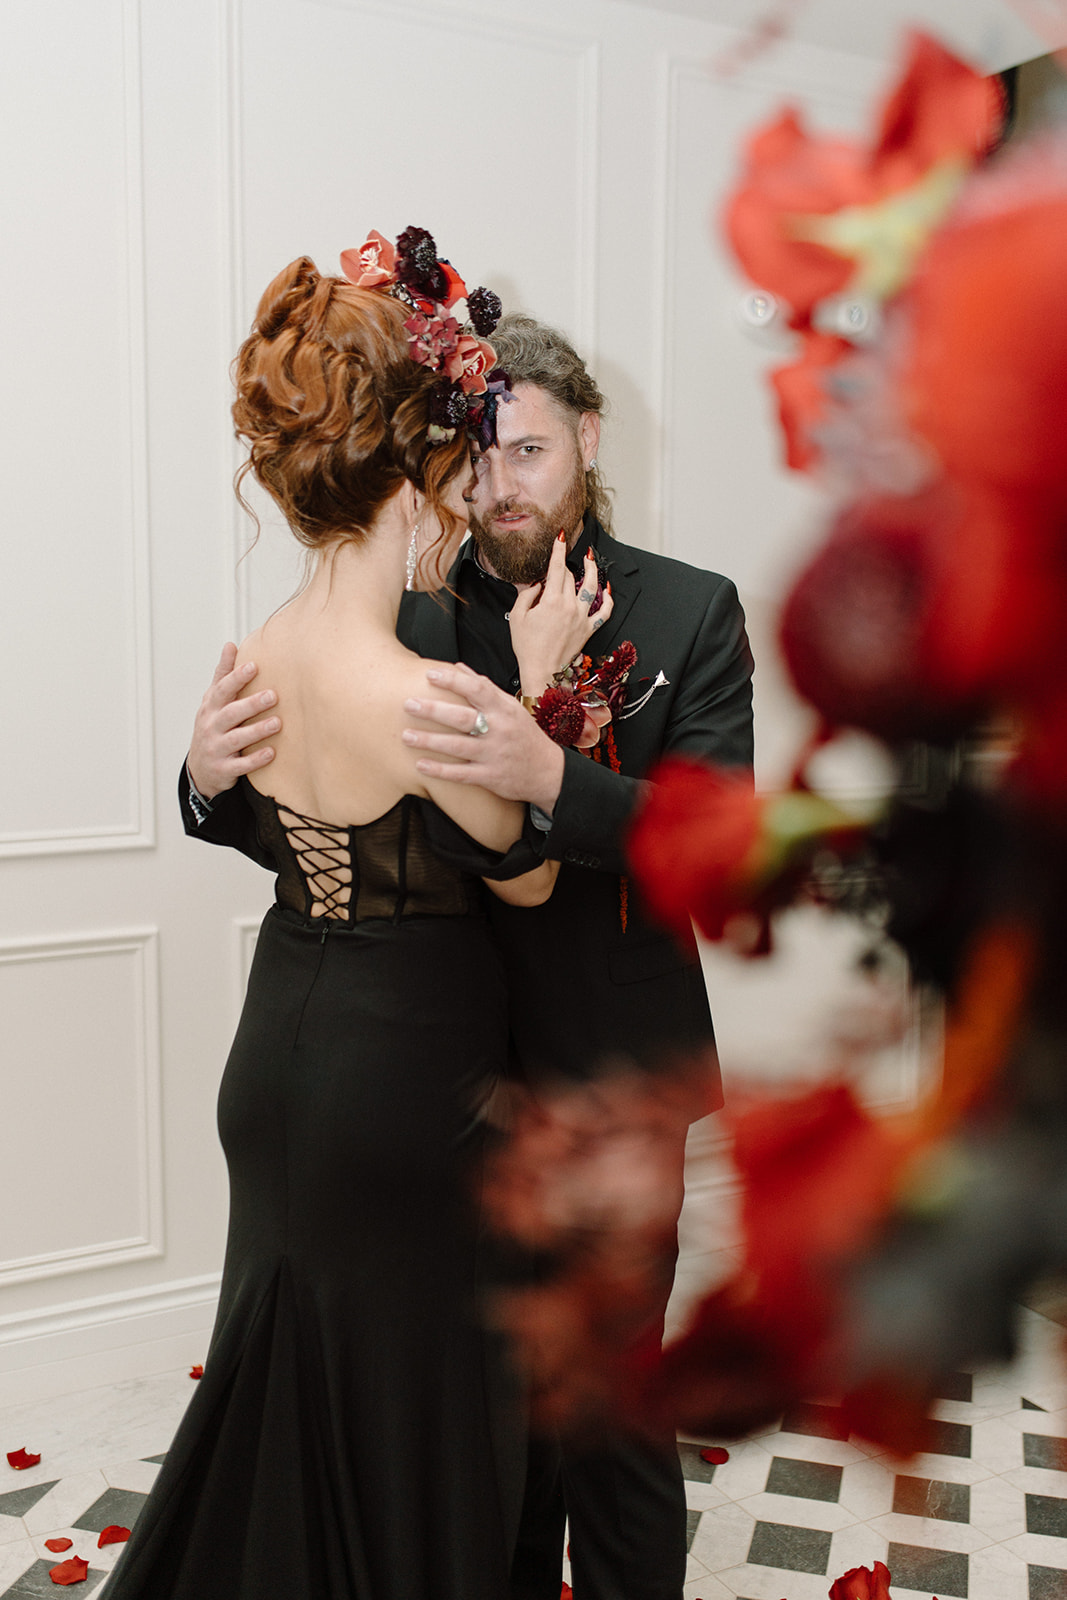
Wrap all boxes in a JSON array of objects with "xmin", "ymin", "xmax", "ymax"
[{"xmin": 486, "ymin": 30, "xmax": 1067, "ymax": 1470}]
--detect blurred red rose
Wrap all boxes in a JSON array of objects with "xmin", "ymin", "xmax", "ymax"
[
  {"xmin": 771, "ymin": 331, "xmax": 852, "ymax": 472},
  {"xmin": 726, "ymin": 32, "xmax": 1000, "ymax": 326}
]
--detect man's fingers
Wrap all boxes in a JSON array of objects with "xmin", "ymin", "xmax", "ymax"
[
  {"xmin": 211, "ymin": 642, "xmax": 239, "ymax": 685},
  {"xmin": 425, "ymin": 665, "xmax": 500, "ymax": 705},
  {"xmin": 414, "ymin": 758, "xmax": 483, "ymax": 784},
  {"xmin": 216, "ymin": 689, "xmax": 277, "ymax": 731},
  {"xmin": 403, "ymin": 729, "xmax": 493, "ymax": 759},
  {"xmin": 404, "ymin": 697, "xmax": 486, "ymax": 734},
  {"xmin": 225, "ymin": 715, "xmax": 280, "ymax": 749},
  {"xmin": 237, "ymin": 746, "xmax": 276, "ymax": 773}
]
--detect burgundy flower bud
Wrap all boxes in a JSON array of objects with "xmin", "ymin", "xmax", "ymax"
[
  {"xmin": 428, "ymin": 381, "xmax": 469, "ymax": 430},
  {"xmin": 533, "ymin": 687, "xmax": 588, "ymax": 747},
  {"xmin": 467, "ymin": 286, "xmax": 502, "ymax": 336},
  {"xmin": 395, "ymin": 226, "xmax": 446, "ymax": 298}
]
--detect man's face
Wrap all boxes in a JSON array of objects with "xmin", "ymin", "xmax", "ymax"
[{"xmin": 468, "ymin": 383, "xmax": 599, "ymax": 586}]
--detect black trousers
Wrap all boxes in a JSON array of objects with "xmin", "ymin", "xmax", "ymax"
[{"xmin": 510, "ymin": 1429, "xmax": 687, "ymax": 1600}]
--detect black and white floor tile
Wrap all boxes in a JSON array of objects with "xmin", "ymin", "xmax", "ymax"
[{"xmin": 2, "ymin": 1307, "xmax": 1066, "ymax": 1598}]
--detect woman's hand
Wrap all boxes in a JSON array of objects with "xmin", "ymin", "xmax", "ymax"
[{"xmin": 508, "ymin": 534, "xmax": 614, "ymax": 697}]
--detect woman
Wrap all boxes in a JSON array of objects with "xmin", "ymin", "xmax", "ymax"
[{"xmin": 106, "ymin": 235, "xmax": 610, "ymax": 1600}]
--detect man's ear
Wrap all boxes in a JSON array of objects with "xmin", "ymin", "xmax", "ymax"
[{"xmin": 579, "ymin": 410, "xmax": 601, "ymax": 469}]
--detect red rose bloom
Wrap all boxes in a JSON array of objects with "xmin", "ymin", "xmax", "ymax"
[{"xmin": 627, "ymin": 759, "xmax": 762, "ymax": 941}]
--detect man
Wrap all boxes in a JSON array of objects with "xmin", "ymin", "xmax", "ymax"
[{"xmin": 181, "ymin": 314, "xmax": 754, "ymax": 1600}]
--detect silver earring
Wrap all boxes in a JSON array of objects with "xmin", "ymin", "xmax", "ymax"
[
  {"xmin": 405, "ymin": 523, "xmax": 419, "ymax": 591},
  {"xmin": 587, "ymin": 457, "xmax": 598, "ymax": 471}
]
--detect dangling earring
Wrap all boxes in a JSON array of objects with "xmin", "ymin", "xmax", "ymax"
[{"xmin": 405, "ymin": 523, "xmax": 419, "ymax": 591}]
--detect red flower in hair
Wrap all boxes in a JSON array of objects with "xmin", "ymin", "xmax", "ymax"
[
  {"xmin": 446, "ymin": 333, "xmax": 496, "ymax": 396},
  {"xmin": 339, "ymin": 229, "xmax": 396, "ymax": 289},
  {"xmin": 405, "ymin": 312, "xmax": 461, "ymax": 370}
]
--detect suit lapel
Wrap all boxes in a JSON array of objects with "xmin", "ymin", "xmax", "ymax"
[{"xmin": 587, "ymin": 519, "xmax": 642, "ymax": 656}]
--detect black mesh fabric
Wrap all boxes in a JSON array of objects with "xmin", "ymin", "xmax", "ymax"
[{"xmin": 243, "ymin": 784, "xmax": 478, "ymax": 923}]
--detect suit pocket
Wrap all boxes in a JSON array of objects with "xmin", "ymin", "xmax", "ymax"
[{"xmin": 607, "ymin": 937, "xmax": 692, "ymax": 986}]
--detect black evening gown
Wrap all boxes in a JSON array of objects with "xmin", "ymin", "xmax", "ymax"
[{"xmin": 107, "ymin": 782, "xmax": 524, "ymax": 1600}]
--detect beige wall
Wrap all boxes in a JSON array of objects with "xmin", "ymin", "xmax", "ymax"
[{"xmin": 0, "ymin": 0, "xmax": 963, "ymax": 1400}]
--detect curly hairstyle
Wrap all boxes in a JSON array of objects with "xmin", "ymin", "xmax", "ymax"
[
  {"xmin": 232, "ymin": 256, "xmax": 472, "ymax": 556},
  {"xmin": 488, "ymin": 314, "xmax": 613, "ymax": 535}
]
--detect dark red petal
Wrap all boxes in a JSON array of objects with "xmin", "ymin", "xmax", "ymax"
[
  {"xmin": 6, "ymin": 1448, "xmax": 41, "ymax": 1470},
  {"xmin": 44, "ymin": 1539, "xmax": 73, "ymax": 1553},
  {"xmin": 699, "ymin": 1445, "xmax": 729, "ymax": 1464},
  {"xmin": 188, "ymin": 1364, "xmax": 204, "ymax": 1379},
  {"xmin": 97, "ymin": 1525, "xmax": 130, "ymax": 1547},
  {"xmin": 48, "ymin": 1556, "xmax": 90, "ymax": 1585}
]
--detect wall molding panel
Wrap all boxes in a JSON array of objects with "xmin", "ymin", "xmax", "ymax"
[
  {"xmin": 0, "ymin": 0, "xmax": 155, "ymax": 859},
  {"xmin": 0, "ymin": 1274, "xmax": 221, "ymax": 1409},
  {"xmin": 0, "ymin": 929, "xmax": 164, "ymax": 1288}
]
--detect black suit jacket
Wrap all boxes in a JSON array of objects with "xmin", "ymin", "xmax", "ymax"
[{"xmin": 179, "ymin": 516, "xmax": 753, "ymax": 1101}]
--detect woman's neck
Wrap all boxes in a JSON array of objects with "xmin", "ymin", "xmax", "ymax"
[{"xmin": 298, "ymin": 519, "xmax": 407, "ymax": 641}]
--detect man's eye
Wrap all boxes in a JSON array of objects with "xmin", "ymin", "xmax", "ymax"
[{"xmin": 519, "ymin": 446, "xmax": 540, "ymax": 457}]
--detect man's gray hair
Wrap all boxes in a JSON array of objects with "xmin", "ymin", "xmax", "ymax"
[{"xmin": 490, "ymin": 314, "xmax": 613, "ymax": 535}]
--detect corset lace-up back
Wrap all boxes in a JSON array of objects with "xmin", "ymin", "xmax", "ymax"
[{"xmin": 243, "ymin": 782, "xmax": 478, "ymax": 924}]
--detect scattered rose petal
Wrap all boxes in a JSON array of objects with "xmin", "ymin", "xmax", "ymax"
[
  {"xmin": 44, "ymin": 1539, "xmax": 73, "ymax": 1553},
  {"xmin": 700, "ymin": 1445, "xmax": 730, "ymax": 1465},
  {"xmin": 6, "ymin": 1448, "xmax": 41, "ymax": 1470},
  {"xmin": 49, "ymin": 1555, "xmax": 89, "ymax": 1585},
  {"xmin": 97, "ymin": 1525, "xmax": 130, "ymax": 1547},
  {"xmin": 189, "ymin": 1364, "xmax": 204, "ymax": 1379}
]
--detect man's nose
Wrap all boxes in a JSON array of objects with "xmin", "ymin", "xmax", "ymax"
[{"xmin": 478, "ymin": 451, "xmax": 519, "ymax": 504}]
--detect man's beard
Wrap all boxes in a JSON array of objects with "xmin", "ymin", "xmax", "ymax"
[{"xmin": 470, "ymin": 459, "xmax": 588, "ymax": 586}]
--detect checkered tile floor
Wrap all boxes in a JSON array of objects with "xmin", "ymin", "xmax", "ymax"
[{"xmin": 2, "ymin": 1307, "xmax": 1066, "ymax": 1598}]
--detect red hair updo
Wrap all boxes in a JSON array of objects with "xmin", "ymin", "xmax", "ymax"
[{"xmin": 232, "ymin": 256, "xmax": 472, "ymax": 550}]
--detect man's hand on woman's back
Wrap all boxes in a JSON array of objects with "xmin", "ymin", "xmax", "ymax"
[{"xmin": 187, "ymin": 642, "xmax": 281, "ymax": 800}]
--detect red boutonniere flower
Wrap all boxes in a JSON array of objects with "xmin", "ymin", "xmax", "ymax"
[{"xmin": 339, "ymin": 229, "xmax": 397, "ymax": 289}]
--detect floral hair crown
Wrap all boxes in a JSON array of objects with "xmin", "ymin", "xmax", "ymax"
[{"xmin": 340, "ymin": 226, "xmax": 511, "ymax": 449}]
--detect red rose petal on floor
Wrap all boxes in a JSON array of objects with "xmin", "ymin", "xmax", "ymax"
[
  {"xmin": 700, "ymin": 1445, "xmax": 729, "ymax": 1465},
  {"xmin": 188, "ymin": 1364, "xmax": 204, "ymax": 1379},
  {"xmin": 49, "ymin": 1556, "xmax": 89, "ymax": 1585},
  {"xmin": 6, "ymin": 1448, "xmax": 41, "ymax": 1470},
  {"xmin": 97, "ymin": 1525, "xmax": 130, "ymax": 1547},
  {"xmin": 44, "ymin": 1539, "xmax": 73, "ymax": 1553}
]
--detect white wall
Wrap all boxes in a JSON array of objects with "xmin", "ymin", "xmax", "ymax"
[{"xmin": 0, "ymin": 0, "xmax": 962, "ymax": 1401}]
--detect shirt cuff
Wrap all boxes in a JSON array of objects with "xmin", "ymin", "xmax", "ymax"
[
  {"xmin": 528, "ymin": 804, "xmax": 553, "ymax": 833},
  {"xmin": 186, "ymin": 764, "xmax": 216, "ymax": 827}
]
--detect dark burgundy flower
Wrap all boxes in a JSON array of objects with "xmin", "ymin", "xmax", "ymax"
[
  {"xmin": 395, "ymin": 225, "xmax": 447, "ymax": 299},
  {"xmin": 428, "ymin": 381, "xmax": 468, "ymax": 430},
  {"xmin": 534, "ymin": 686, "xmax": 587, "ymax": 747},
  {"xmin": 467, "ymin": 286, "xmax": 502, "ymax": 336},
  {"xmin": 779, "ymin": 481, "xmax": 982, "ymax": 741}
]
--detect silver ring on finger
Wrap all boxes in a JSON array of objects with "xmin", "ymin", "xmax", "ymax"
[
  {"xmin": 470, "ymin": 711, "xmax": 490, "ymax": 737},
  {"xmin": 578, "ymin": 587, "xmax": 596, "ymax": 604}
]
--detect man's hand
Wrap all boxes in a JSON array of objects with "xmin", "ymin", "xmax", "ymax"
[
  {"xmin": 187, "ymin": 643, "xmax": 281, "ymax": 800},
  {"xmin": 402, "ymin": 662, "xmax": 565, "ymax": 816},
  {"xmin": 509, "ymin": 535, "xmax": 614, "ymax": 696}
]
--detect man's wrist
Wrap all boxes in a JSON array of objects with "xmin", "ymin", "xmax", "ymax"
[
  {"xmin": 527, "ymin": 739, "xmax": 565, "ymax": 815},
  {"xmin": 185, "ymin": 761, "xmax": 217, "ymax": 825}
]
